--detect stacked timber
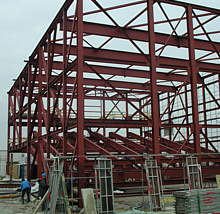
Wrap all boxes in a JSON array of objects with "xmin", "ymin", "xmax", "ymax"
[{"xmin": 173, "ymin": 188, "xmax": 220, "ymax": 214}]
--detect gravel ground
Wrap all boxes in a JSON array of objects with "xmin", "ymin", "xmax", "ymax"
[
  {"xmin": 0, "ymin": 193, "xmax": 175, "ymax": 214},
  {"xmin": 0, "ymin": 196, "xmax": 43, "ymax": 214}
]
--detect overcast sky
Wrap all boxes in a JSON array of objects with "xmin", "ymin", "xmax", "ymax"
[
  {"xmin": 0, "ymin": 0, "xmax": 64, "ymax": 150},
  {"xmin": 0, "ymin": 0, "xmax": 219, "ymax": 150}
]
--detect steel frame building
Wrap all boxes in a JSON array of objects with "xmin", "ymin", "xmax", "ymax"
[{"xmin": 7, "ymin": 0, "xmax": 220, "ymax": 200}]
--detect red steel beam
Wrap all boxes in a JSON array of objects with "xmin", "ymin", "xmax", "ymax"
[
  {"xmin": 36, "ymin": 75, "xmax": 177, "ymax": 92},
  {"xmin": 52, "ymin": 44, "xmax": 220, "ymax": 72},
  {"xmin": 49, "ymin": 62, "xmax": 200, "ymax": 83},
  {"xmin": 88, "ymin": 130, "xmax": 141, "ymax": 156},
  {"xmin": 155, "ymin": 0, "xmax": 220, "ymax": 15},
  {"xmin": 63, "ymin": 21, "xmax": 220, "ymax": 53},
  {"xmin": 109, "ymin": 132, "xmax": 149, "ymax": 153}
]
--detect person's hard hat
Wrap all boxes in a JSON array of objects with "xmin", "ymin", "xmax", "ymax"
[{"xmin": 42, "ymin": 173, "xmax": 47, "ymax": 177}]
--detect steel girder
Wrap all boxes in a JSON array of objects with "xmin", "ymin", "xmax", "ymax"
[{"xmin": 7, "ymin": 0, "xmax": 220, "ymax": 203}]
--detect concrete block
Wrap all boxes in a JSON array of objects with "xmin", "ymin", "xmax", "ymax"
[
  {"xmin": 81, "ymin": 188, "xmax": 97, "ymax": 214},
  {"xmin": 216, "ymin": 175, "xmax": 220, "ymax": 188}
]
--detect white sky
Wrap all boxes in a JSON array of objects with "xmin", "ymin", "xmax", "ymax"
[{"xmin": 0, "ymin": 0, "xmax": 219, "ymax": 150}]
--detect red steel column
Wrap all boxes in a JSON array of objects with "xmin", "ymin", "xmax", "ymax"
[
  {"xmin": 7, "ymin": 94, "xmax": 10, "ymax": 175},
  {"xmin": 47, "ymin": 34, "xmax": 51, "ymax": 161},
  {"xmin": 186, "ymin": 6, "xmax": 201, "ymax": 157},
  {"xmin": 13, "ymin": 86, "xmax": 16, "ymax": 146},
  {"xmin": 102, "ymin": 91, "xmax": 106, "ymax": 136},
  {"xmin": 63, "ymin": 10, "xmax": 68, "ymax": 175},
  {"xmin": 202, "ymin": 84, "xmax": 208, "ymax": 149},
  {"xmin": 167, "ymin": 92, "xmax": 171, "ymax": 141},
  {"xmin": 19, "ymin": 77, "xmax": 22, "ymax": 145},
  {"xmin": 148, "ymin": 0, "xmax": 160, "ymax": 163},
  {"xmin": 219, "ymin": 74, "xmax": 220, "ymax": 97},
  {"xmin": 38, "ymin": 63, "xmax": 43, "ymax": 176},
  {"xmin": 27, "ymin": 63, "xmax": 31, "ymax": 180},
  {"xmin": 184, "ymin": 85, "xmax": 190, "ymax": 138},
  {"xmin": 139, "ymin": 100, "xmax": 142, "ymax": 136},
  {"xmin": 77, "ymin": 0, "xmax": 85, "ymax": 207},
  {"xmin": 126, "ymin": 94, "xmax": 129, "ymax": 136}
]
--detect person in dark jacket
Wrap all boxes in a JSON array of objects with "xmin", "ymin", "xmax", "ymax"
[
  {"xmin": 20, "ymin": 178, "xmax": 31, "ymax": 204},
  {"xmin": 38, "ymin": 173, "xmax": 49, "ymax": 211},
  {"xmin": 65, "ymin": 178, "xmax": 75, "ymax": 196}
]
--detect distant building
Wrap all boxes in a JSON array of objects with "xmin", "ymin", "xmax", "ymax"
[{"xmin": 0, "ymin": 150, "xmax": 27, "ymax": 177}]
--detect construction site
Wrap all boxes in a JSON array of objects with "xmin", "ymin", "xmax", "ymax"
[{"xmin": 5, "ymin": 0, "xmax": 220, "ymax": 213}]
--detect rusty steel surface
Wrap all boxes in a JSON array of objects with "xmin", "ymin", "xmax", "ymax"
[
  {"xmin": 0, "ymin": 183, "xmax": 20, "ymax": 189},
  {"xmin": 7, "ymin": 0, "xmax": 220, "ymax": 206}
]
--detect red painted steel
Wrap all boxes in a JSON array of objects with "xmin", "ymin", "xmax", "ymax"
[
  {"xmin": 77, "ymin": 0, "xmax": 85, "ymax": 207},
  {"xmin": 7, "ymin": 0, "xmax": 220, "ymax": 206},
  {"xmin": 187, "ymin": 6, "xmax": 201, "ymax": 160},
  {"xmin": 148, "ymin": 0, "xmax": 160, "ymax": 163}
]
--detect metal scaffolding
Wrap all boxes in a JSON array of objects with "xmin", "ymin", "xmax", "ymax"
[{"xmin": 7, "ymin": 0, "xmax": 220, "ymax": 207}]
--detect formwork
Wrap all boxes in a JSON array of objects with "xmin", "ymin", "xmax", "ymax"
[{"xmin": 7, "ymin": 0, "xmax": 220, "ymax": 206}]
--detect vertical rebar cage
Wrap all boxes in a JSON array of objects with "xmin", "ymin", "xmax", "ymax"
[
  {"xmin": 186, "ymin": 156, "xmax": 203, "ymax": 190},
  {"xmin": 145, "ymin": 159, "xmax": 164, "ymax": 211},
  {"xmin": 96, "ymin": 159, "xmax": 114, "ymax": 213}
]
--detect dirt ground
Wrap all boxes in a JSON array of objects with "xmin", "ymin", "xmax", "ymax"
[
  {"xmin": 0, "ymin": 193, "xmax": 46, "ymax": 214},
  {"xmin": 0, "ymin": 192, "xmax": 175, "ymax": 214},
  {"xmin": 0, "ymin": 180, "xmax": 216, "ymax": 213},
  {"xmin": 113, "ymin": 195, "xmax": 175, "ymax": 214}
]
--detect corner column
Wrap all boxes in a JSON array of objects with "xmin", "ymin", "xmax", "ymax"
[
  {"xmin": 148, "ymin": 0, "xmax": 160, "ymax": 163},
  {"xmin": 186, "ymin": 6, "xmax": 201, "ymax": 158},
  {"xmin": 77, "ymin": 0, "xmax": 85, "ymax": 207},
  {"xmin": 27, "ymin": 63, "xmax": 31, "ymax": 180}
]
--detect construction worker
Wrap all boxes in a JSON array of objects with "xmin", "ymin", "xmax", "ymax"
[
  {"xmin": 38, "ymin": 173, "xmax": 49, "ymax": 211},
  {"xmin": 20, "ymin": 178, "xmax": 31, "ymax": 204},
  {"xmin": 65, "ymin": 178, "xmax": 75, "ymax": 196}
]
